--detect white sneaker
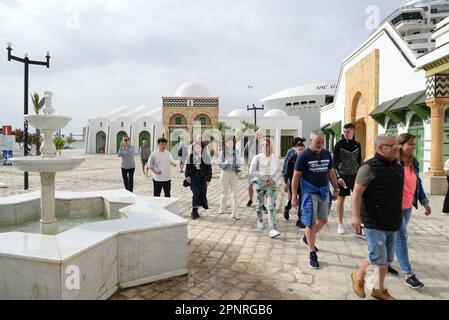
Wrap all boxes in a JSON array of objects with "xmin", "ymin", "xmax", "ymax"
[
  {"xmin": 257, "ymin": 221, "xmax": 264, "ymax": 230},
  {"xmin": 232, "ymin": 214, "xmax": 241, "ymax": 220},
  {"xmin": 269, "ymin": 229, "xmax": 281, "ymax": 238},
  {"xmin": 442, "ymin": 212, "xmax": 449, "ymax": 216},
  {"xmin": 337, "ymin": 224, "xmax": 345, "ymax": 235},
  {"xmin": 218, "ymin": 209, "xmax": 225, "ymax": 215}
]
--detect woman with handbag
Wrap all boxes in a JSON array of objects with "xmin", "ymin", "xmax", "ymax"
[
  {"xmin": 249, "ymin": 137, "xmax": 282, "ymax": 238},
  {"xmin": 218, "ymin": 136, "xmax": 241, "ymax": 220},
  {"xmin": 185, "ymin": 141, "xmax": 212, "ymax": 220},
  {"xmin": 443, "ymin": 158, "xmax": 449, "ymax": 215}
]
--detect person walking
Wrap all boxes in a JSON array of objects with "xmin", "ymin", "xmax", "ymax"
[
  {"xmin": 140, "ymin": 140, "xmax": 151, "ymax": 176},
  {"xmin": 249, "ymin": 138, "xmax": 282, "ymax": 238},
  {"xmin": 146, "ymin": 138, "xmax": 177, "ymax": 197},
  {"xmin": 291, "ymin": 131, "xmax": 339, "ymax": 269},
  {"xmin": 443, "ymin": 158, "xmax": 449, "ymax": 215},
  {"xmin": 118, "ymin": 135, "xmax": 135, "ymax": 192},
  {"xmin": 333, "ymin": 123, "xmax": 362, "ymax": 235},
  {"xmin": 284, "ymin": 141, "xmax": 306, "ymax": 228},
  {"xmin": 244, "ymin": 129, "xmax": 267, "ymax": 212},
  {"xmin": 178, "ymin": 139, "xmax": 188, "ymax": 173},
  {"xmin": 386, "ymin": 133, "xmax": 431, "ymax": 289},
  {"xmin": 218, "ymin": 136, "xmax": 242, "ymax": 220},
  {"xmin": 351, "ymin": 134, "xmax": 403, "ymax": 300},
  {"xmin": 283, "ymin": 137, "xmax": 306, "ymax": 226},
  {"xmin": 185, "ymin": 141, "xmax": 212, "ymax": 219}
]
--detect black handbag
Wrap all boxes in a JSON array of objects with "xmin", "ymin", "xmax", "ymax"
[{"xmin": 183, "ymin": 179, "xmax": 191, "ymax": 188}]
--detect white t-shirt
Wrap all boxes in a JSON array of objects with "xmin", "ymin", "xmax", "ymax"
[{"xmin": 146, "ymin": 150, "xmax": 174, "ymax": 182}]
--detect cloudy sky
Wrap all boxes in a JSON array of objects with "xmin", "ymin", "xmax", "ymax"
[{"xmin": 0, "ymin": 0, "xmax": 402, "ymax": 134}]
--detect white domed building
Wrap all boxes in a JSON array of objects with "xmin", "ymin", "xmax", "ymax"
[
  {"xmin": 261, "ymin": 81, "xmax": 337, "ymax": 141},
  {"xmin": 85, "ymin": 104, "xmax": 164, "ymax": 155},
  {"xmin": 221, "ymin": 108, "xmax": 303, "ymax": 157},
  {"xmin": 162, "ymin": 82, "xmax": 219, "ymax": 148}
]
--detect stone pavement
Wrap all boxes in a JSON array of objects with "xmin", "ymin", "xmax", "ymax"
[{"xmin": 1, "ymin": 150, "xmax": 448, "ymax": 300}]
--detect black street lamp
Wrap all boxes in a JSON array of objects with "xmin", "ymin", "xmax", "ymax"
[
  {"xmin": 7, "ymin": 42, "xmax": 51, "ymax": 190},
  {"xmin": 247, "ymin": 103, "xmax": 264, "ymax": 154}
]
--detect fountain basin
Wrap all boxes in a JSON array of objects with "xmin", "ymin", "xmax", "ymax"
[
  {"xmin": 10, "ymin": 156, "xmax": 85, "ymax": 172},
  {"xmin": 0, "ymin": 190, "xmax": 187, "ymax": 300},
  {"xmin": 24, "ymin": 114, "xmax": 72, "ymax": 130}
]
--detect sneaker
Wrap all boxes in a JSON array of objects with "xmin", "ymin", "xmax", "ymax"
[
  {"xmin": 202, "ymin": 204, "xmax": 209, "ymax": 210},
  {"xmin": 218, "ymin": 208, "xmax": 225, "ymax": 215},
  {"xmin": 269, "ymin": 229, "xmax": 281, "ymax": 238},
  {"xmin": 302, "ymin": 235, "xmax": 319, "ymax": 252},
  {"xmin": 337, "ymin": 224, "xmax": 345, "ymax": 235},
  {"xmin": 257, "ymin": 221, "xmax": 264, "ymax": 230},
  {"xmin": 405, "ymin": 274, "xmax": 424, "ymax": 290},
  {"xmin": 284, "ymin": 207, "xmax": 290, "ymax": 220},
  {"xmin": 232, "ymin": 214, "xmax": 241, "ymax": 221},
  {"xmin": 387, "ymin": 265, "xmax": 399, "ymax": 276},
  {"xmin": 246, "ymin": 200, "xmax": 253, "ymax": 207},
  {"xmin": 296, "ymin": 220, "xmax": 306, "ymax": 228},
  {"xmin": 371, "ymin": 288, "xmax": 395, "ymax": 300},
  {"xmin": 309, "ymin": 252, "xmax": 319, "ymax": 269},
  {"xmin": 442, "ymin": 212, "xmax": 449, "ymax": 216},
  {"xmin": 351, "ymin": 272, "xmax": 366, "ymax": 299}
]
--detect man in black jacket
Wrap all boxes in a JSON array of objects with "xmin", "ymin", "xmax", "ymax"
[
  {"xmin": 351, "ymin": 134, "xmax": 403, "ymax": 300},
  {"xmin": 333, "ymin": 123, "xmax": 362, "ymax": 235}
]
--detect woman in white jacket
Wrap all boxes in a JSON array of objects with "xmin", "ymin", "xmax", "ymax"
[{"xmin": 249, "ymin": 138, "xmax": 282, "ymax": 238}]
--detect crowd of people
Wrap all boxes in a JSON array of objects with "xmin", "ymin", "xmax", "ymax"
[{"xmin": 117, "ymin": 123, "xmax": 449, "ymax": 300}]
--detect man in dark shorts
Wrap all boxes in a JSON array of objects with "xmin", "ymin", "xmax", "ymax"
[{"xmin": 333, "ymin": 123, "xmax": 362, "ymax": 235}]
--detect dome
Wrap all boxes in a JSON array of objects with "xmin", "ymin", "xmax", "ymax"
[
  {"xmin": 263, "ymin": 109, "xmax": 289, "ymax": 118},
  {"xmin": 174, "ymin": 82, "xmax": 210, "ymax": 97},
  {"xmin": 227, "ymin": 109, "xmax": 250, "ymax": 117}
]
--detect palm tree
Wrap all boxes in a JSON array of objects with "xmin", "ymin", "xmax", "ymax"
[{"xmin": 30, "ymin": 92, "xmax": 45, "ymax": 155}]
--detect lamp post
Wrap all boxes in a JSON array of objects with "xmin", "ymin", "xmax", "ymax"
[
  {"xmin": 7, "ymin": 43, "xmax": 51, "ymax": 190},
  {"xmin": 247, "ymin": 103, "xmax": 264, "ymax": 154}
]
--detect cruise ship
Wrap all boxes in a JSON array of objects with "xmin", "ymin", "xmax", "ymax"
[{"xmin": 388, "ymin": 0, "xmax": 449, "ymax": 56}]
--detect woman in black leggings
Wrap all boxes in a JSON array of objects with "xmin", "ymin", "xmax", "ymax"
[{"xmin": 118, "ymin": 135, "xmax": 136, "ymax": 192}]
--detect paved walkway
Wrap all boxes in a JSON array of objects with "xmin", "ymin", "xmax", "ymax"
[{"xmin": 1, "ymin": 150, "xmax": 448, "ymax": 300}]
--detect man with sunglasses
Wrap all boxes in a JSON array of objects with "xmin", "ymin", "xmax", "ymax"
[
  {"xmin": 291, "ymin": 131, "xmax": 339, "ymax": 269},
  {"xmin": 351, "ymin": 134, "xmax": 403, "ymax": 300}
]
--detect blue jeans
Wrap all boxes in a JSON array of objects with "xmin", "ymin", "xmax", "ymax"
[
  {"xmin": 395, "ymin": 208, "xmax": 413, "ymax": 275},
  {"xmin": 365, "ymin": 228, "xmax": 396, "ymax": 267}
]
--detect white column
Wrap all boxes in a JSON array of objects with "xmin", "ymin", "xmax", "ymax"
[
  {"xmin": 275, "ymin": 129, "xmax": 281, "ymax": 157},
  {"xmin": 40, "ymin": 172, "xmax": 57, "ymax": 235}
]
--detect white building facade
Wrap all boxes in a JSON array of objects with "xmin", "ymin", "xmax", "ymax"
[
  {"xmin": 221, "ymin": 108, "xmax": 303, "ymax": 158},
  {"xmin": 260, "ymin": 81, "xmax": 336, "ymax": 140}
]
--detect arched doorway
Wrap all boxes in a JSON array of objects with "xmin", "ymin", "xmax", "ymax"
[
  {"xmin": 355, "ymin": 120, "xmax": 367, "ymax": 161},
  {"xmin": 169, "ymin": 114, "xmax": 189, "ymax": 150},
  {"xmin": 386, "ymin": 119, "xmax": 398, "ymax": 137},
  {"xmin": 139, "ymin": 131, "xmax": 151, "ymax": 149},
  {"xmin": 351, "ymin": 92, "xmax": 367, "ymax": 161},
  {"xmin": 96, "ymin": 131, "xmax": 106, "ymax": 154},
  {"xmin": 444, "ymin": 108, "xmax": 449, "ymax": 163},
  {"xmin": 408, "ymin": 114, "xmax": 424, "ymax": 172},
  {"xmin": 116, "ymin": 131, "xmax": 128, "ymax": 153}
]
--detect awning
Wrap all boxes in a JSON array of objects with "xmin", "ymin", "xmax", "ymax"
[
  {"xmin": 321, "ymin": 123, "xmax": 330, "ymax": 135},
  {"xmin": 370, "ymin": 90, "xmax": 429, "ymax": 126},
  {"xmin": 327, "ymin": 121, "xmax": 342, "ymax": 138}
]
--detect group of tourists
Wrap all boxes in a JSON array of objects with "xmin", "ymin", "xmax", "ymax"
[{"xmin": 117, "ymin": 123, "xmax": 449, "ymax": 300}]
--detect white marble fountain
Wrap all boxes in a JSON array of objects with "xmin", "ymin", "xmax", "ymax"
[{"xmin": 0, "ymin": 92, "xmax": 188, "ymax": 300}]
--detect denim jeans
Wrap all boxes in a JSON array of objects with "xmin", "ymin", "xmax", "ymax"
[
  {"xmin": 365, "ymin": 228, "xmax": 396, "ymax": 267},
  {"xmin": 254, "ymin": 180, "xmax": 279, "ymax": 230},
  {"xmin": 395, "ymin": 208, "xmax": 413, "ymax": 275}
]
